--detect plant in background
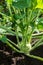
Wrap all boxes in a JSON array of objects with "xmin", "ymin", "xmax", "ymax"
[{"xmin": 0, "ymin": 0, "xmax": 43, "ymax": 61}]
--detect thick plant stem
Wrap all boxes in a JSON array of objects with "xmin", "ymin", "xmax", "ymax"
[
  {"xmin": 27, "ymin": 54, "xmax": 43, "ymax": 61},
  {"xmin": 6, "ymin": 41, "xmax": 22, "ymax": 53},
  {"xmin": 8, "ymin": 5, "xmax": 12, "ymax": 16},
  {"xmin": 7, "ymin": 3, "xmax": 12, "ymax": 16},
  {"xmin": 7, "ymin": 38, "xmax": 19, "ymax": 49}
]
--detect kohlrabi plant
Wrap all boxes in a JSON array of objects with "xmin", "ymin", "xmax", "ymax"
[{"xmin": 0, "ymin": 0, "xmax": 43, "ymax": 61}]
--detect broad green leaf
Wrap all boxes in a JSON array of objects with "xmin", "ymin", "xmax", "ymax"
[
  {"xmin": 12, "ymin": 0, "xmax": 37, "ymax": 9},
  {"xmin": 0, "ymin": 35, "xmax": 7, "ymax": 43},
  {"xmin": 12, "ymin": 0, "xmax": 28, "ymax": 9},
  {"xmin": 36, "ymin": 0, "xmax": 43, "ymax": 9},
  {"xmin": 37, "ymin": 18, "xmax": 43, "ymax": 31},
  {"xmin": 37, "ymin": 25, "xmax": 43, "ymax": 31}
]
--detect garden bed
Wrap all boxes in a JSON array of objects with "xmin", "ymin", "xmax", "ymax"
[
  {"xmin": 0, "ymin": 36, "xmax": 43, "ymax": 65},
  {"xmin": 0, "ymin": 0, "xmax": 43, "ymax": 65}
]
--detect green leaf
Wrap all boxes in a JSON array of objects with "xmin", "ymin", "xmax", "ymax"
[
  {"xmin": 12, "ymin": 0, "xmax": 37, "ymax": 9},
  {"xmin": 37, "ymin": 18, "xmax": 43, "ymax": 31},
  {"xmin": 0, "ymin": 35, "xmax": 7, "ymax": 43},
  {"xmin": 36, "ymin": 0, "xmax": 43, "ymax": 9},
  {"xmin": 12, "ymin": 0, "xmax": 28, "ymax": 9}
]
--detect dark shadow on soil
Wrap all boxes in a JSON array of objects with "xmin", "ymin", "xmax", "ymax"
[{"xmin": 0, "ymin": 52, "xmax": 13, "ymax": 65}]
